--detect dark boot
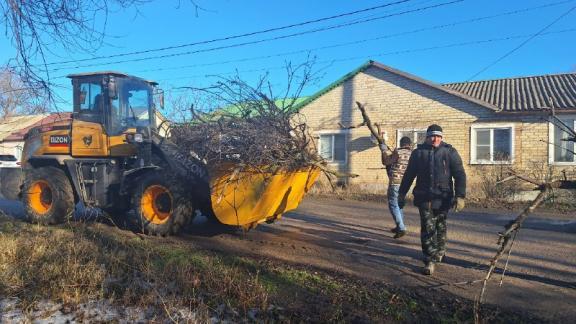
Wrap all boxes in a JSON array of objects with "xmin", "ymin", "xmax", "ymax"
[{"xmin": 394, "ymin": 230, "xmax": 406, "ymax": 239}]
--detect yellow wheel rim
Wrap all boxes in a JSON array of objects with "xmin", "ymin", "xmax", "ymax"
[
  {"xmin": 29, "ymin": 180, "xmax": 52, "ymax": 215},
  {"xmin": 141, "ymin": 185, "xmax": 173, "ymax": 225}
]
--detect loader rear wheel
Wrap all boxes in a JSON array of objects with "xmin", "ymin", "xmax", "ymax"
[
  {"xmin": 129, "ymin": 172, "xmax": 193, "ymax": 236},
  {"xmin": 22, "ymin": 167, "xmax": 74, "ymax": 225}
]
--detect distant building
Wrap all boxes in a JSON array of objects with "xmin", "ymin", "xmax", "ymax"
[{"xmin": 0, "ymin": 114, "xmax": 51, "ymax": 160}]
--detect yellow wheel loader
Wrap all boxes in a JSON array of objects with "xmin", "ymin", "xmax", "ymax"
[{"xmin": 19, "ymin": 72, "xmax": 319, "ymax": 235}]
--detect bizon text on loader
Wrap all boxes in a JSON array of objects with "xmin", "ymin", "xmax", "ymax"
[{"xmin": 19, "ymin": 71, "xmax": 319, "ymax": 235}]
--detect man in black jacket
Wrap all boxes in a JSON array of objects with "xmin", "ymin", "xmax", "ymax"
[{"xmin": 398, "ymin": 124, "xmax": 466, "ymax": 275}]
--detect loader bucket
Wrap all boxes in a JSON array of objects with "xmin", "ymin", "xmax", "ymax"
[{"xmin": 209, "ymin": 166, "xmax": 320, "ymax": 229}]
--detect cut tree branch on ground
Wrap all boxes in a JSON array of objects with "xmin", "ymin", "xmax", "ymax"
[{"xmin": 474, "ymin": 172, "xmax": 574, "ymax": 323}]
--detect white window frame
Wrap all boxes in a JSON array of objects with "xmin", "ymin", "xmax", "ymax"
[
  {"xmin": 548, "ymin": 115, "xmax": 576, "ymax": 165},
  {"xmin": 14, "ymin": 145, "xmax": 23, "ymax": 161},
  {"xmin": 470, "ymin": 123, "xmax": 515, "ymax": 165},
  {"xmin": 317, "ymin": 130, "xmax": 348, "ymax": 164},
  {"xmin": 396, "ymin": 128, "xmax": 427, "ymax": 146}
]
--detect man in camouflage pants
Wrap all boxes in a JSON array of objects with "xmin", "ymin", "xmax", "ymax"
[{"xmin": 398, "ymin": 124, "xmax": 466, "ymax": 275}]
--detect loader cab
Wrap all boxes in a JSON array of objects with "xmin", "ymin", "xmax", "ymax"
[{"xmin": 68, "ymin": 72, "xmax": 158, "ymax": 136}]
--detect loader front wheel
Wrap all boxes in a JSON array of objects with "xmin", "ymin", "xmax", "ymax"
[
  {"xmin": 130, "ymin": 172, "xmax": 193, "ymax": 236},
  {"xmin": 22, "ymin": 167, "xmax": 75, "ymax": 225}
]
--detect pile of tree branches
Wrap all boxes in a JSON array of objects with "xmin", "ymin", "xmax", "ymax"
[
  {"xmin": 171, "ymin": 111, "xmax": 320, "ymax": 172},
  {"xmin": 169, "ymin": 65, "xmax": 323, "ymax": 173}
]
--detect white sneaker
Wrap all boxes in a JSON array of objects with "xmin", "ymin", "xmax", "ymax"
[{"xmin": 423, "ymin": 262, "xmax": 435, "ymax": 275}]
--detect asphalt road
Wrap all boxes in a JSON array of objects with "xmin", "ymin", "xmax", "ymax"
[
  {"xmin": 183, "ymin": 197, "xmax": 576, "ymax": 322},
  {"xmin": 2, "ymin": 197, "xmax": 575, "ymax": 321}
]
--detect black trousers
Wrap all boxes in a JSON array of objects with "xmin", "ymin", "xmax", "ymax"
[{"xmin": 418, "ymin": 204, "xmax": 448, "ymax": 263}]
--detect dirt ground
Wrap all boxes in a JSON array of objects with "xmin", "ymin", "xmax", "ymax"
[
  {"xmin": 182, "ymin": 197, "xmax": 576, "ymax": 322},
  {"xmin": 1, "ymin": 197, "xmax": 574, "ymax": 322}
]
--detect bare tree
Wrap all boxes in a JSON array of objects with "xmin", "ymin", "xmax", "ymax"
[
  {"xmin": 0, "ymin": 0, "xmax": 203, "ymax": 103},
  {"xmin": 0, "ymin": 66, "xmax": 48, "ymax": 118},
  {"xmin": 165, "ymin": 88, "xmax": 219, "ymax": 124}
]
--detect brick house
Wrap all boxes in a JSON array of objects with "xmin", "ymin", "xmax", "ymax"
[{"xmin": 296, "ymin": 60, "xmax": 576, "ymax": 195}]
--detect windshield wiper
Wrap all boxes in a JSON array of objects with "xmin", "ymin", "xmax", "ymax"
[{"xmin": 129, "ymin": 104, "xmax": 138, "ymax": 123}]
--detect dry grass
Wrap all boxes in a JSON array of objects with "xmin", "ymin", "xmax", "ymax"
[
  {"xmin": 0, "ymin": 213, "xmax": 269, "ymax": 321},
  {"xmin": 0, "ymin": 212, "xmax": 542, "ymax": 322}
]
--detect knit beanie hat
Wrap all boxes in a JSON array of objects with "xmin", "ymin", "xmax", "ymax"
[
  {"xmin": 426, "ymin": 124, "xmax": 443, "ymax": 137},
  {"xmin": 399, "ymin": 136, "xmax": 412, "ymax": 147}
]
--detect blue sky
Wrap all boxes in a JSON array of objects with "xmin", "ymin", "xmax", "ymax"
[{"xmin": 1, "ymin": 0, "xmax": 575, "ymax": 112}]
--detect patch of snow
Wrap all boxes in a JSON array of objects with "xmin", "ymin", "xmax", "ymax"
[{"xmin": 0, "ymin": 298, "xmax": 201, "ymax": 323}]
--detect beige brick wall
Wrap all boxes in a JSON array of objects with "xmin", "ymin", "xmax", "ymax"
[{"xmin": 299, "ymin": 66, "xmax": 554, "ymax": 195}]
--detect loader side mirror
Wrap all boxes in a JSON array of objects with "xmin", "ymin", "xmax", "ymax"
[
  {"xmin": 154, "ymin": 88, "xmax": 164, "ymax": 110},
  {"xmin": 108, "ymin": 76, "xmax": 118, "ymax": 100}
]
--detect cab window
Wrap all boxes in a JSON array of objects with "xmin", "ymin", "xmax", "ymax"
[
  {"xmin": 126, "ymin": 89, "xmax": 150, "ymax": 123},
  {"xmin": 78, "ymin": 82, "xmax": 103, "ymax": 113}
]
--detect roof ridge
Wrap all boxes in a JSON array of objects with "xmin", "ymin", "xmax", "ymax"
[
  {"xmin": 295, "ymin": 60, "xmax": 499, "ymax": 112},
  {"xmin": 444, "ymin": 71, "xmax": 576, "ymax": 86}
]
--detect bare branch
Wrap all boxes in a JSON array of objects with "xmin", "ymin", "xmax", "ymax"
[
  {"xmin": 474, "ymin": 170, "xmax": 576, "ymax": 322},
  {"xmin": 355, "ymin": 102, "xmax": 382, "ymax": 143},
  {"xmin": 1, "ymin": 0, "xmax": 153, "ymax": 104},
  {"xmin": 170, "ymin": 61, "xmax": 327, "ymax": 174}
]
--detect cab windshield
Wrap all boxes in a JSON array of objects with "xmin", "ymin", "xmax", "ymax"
[{"xmin": 110, "ymin": 78, "xmax": 153, "ymax": 133}]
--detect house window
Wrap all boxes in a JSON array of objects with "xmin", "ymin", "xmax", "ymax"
[
  {"xmin": 319, "ymin": 133, "xmax": 346, "ymax": 162},
  {"xmin": 551, "ymin": 117, "xmax": 575, "ymax": 163},
  {"xmin": 397, "ymin": 129, "xmax": 426, "ymax": 146},
  {"xmin": 14, "ymin": 146, "xmax": 23, "ymax": 161},
  {"xmin": 471, "ymin": 124, "xmax": 514, "ymax": 164}
]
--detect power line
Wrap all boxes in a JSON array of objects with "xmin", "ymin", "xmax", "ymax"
[
  {"xmin": 47, "ymin": 25, "xmax": 576, "ymax": 100},
  {"xmin": 467, "ymin": 5, "xmax": 576, "ymax": 81},
  {"xmin": 42, "ymin": 0, "xmax": 414, "ymax": 67},
  {"xmin": 133, "ymin": 1, "xmax": 576, "ymax": 77},
  {"xmin": 48, "ymin": 27, "xmax": 573, "ymax": 94},
  {"xmin": 47, "ymin": 0, "xmax": 464, "ymax": 72},
  {"xmin": 156, "ymin": 28, "xmax": 576, "ymax": 93}
]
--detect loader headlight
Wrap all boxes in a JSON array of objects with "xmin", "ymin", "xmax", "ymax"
[{"xmin": 126, "ymin": 133, "xmax": 144, "ymax": 143}]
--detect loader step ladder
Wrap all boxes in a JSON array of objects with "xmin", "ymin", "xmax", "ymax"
[{"xmin": 76, "ymin": 162, "xmax": 98, "ymax": 205}]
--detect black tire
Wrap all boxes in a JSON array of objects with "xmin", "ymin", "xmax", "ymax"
[
  {"xmin": 21, "ymin": 166, "xmax": 75, "ymax": 225},
  {"xmin": 129, "ymin": 172, "xmax": 194, "ymax": 236}
]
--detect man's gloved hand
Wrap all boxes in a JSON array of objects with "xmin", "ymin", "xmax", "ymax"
[
  {"xmin": 379, "ymin": 143, "xmax": 388, "ymax": 151},
  {"xmin": 398, "ymin": 195, "xmax": 406, "ymax": 209},
  {"xmin": 453, "ymin": 197, "xmax": 465, "ymax": 212}
]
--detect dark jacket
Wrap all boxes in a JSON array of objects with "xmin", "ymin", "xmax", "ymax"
[{"xmin": 399, "ymin": 142, "xmax": 466, "ymax": 209}]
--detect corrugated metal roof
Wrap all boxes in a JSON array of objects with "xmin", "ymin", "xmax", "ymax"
[
  {"xmin": 443, "ymin": 73, "xmax": 576, "ymax": 112},
  {"xmin": 0, "ymin": 114, "xmax": 49, "ymax": 141}
]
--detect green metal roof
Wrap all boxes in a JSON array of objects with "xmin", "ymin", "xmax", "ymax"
[
  {"xmin": 293, "ymin": 60, "xmax": 374, "ymax": 111},
  {"xmin": 214, "ymin": 97, "xmax": 311, "ymax": 118}
]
